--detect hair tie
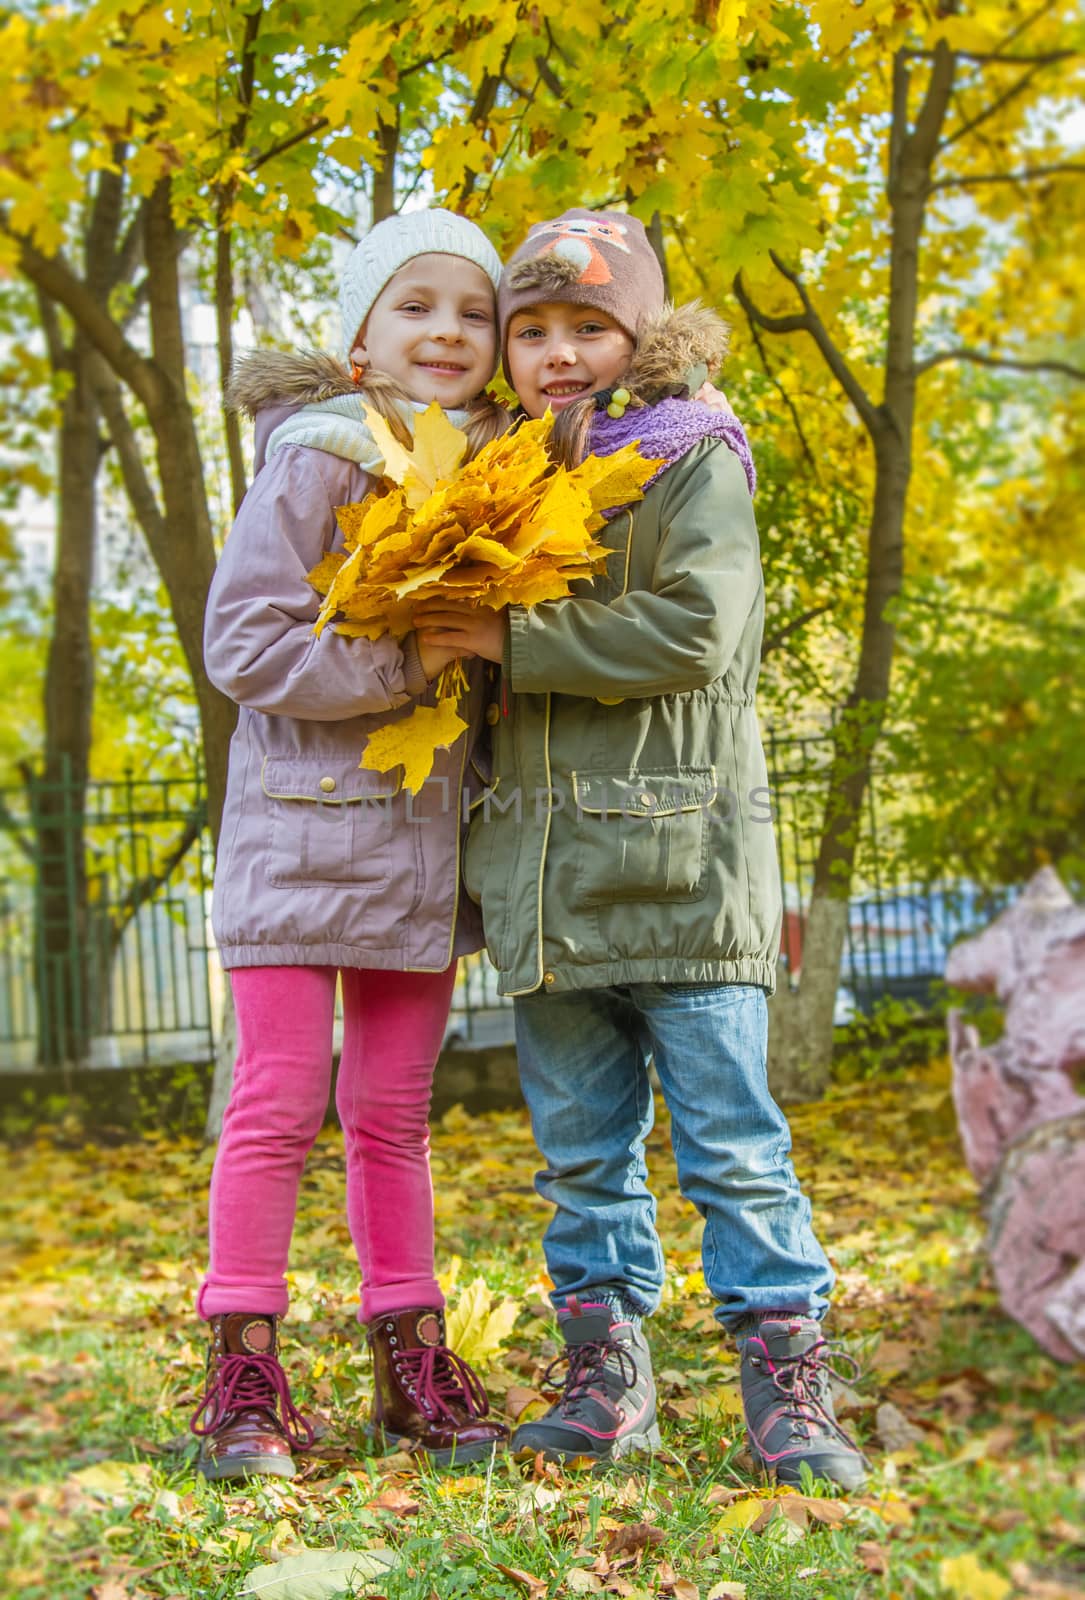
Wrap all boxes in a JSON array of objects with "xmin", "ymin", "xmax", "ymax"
[{"xmin": 593, "ymin": 386, "xmax": 631, "ymax": 419}]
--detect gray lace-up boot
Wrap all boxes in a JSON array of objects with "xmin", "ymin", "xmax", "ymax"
[
  {"xmin": 738, "ymin": 1314, "xmax": 868, "ymax": 1490},
  {"xmin": 512, "ymin": 1298, "xmax": 661, "ymax": 1464}
]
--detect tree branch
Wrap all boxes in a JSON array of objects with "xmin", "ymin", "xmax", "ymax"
[
  {"xmin": 10, "ymin": 227, "xmax": 167, "ymax": 415},
  {"xmin": 938, "ymin": 54, "xmax": 1055, "ymax": 152},
  {"xmin": 915, "ymin": 347, "xmax": 1085, "ymax": 380},
  {"xmin": 931, "ymin": 161, "xmax": 1085, "ymax": 190},
  {"xmin": 109, "ymin": 805, "xmax": 206, "ymax": 943},
  {"xmin": 762, "ymin": 604, "xmax": 834, "ymax": 658},
  {"xmin": 534, "ymin": 53, "xmax": 570, "ymax": 105},
  {"xmin": 250, "ymin": 116, "xmax": 330, "ymax": 173},
  {"xmin": 34, "ymin": 285, "xmax": 67, "ymax": 372},
  {"xmin": 903, "ymin": 46, "xmax": 1075, "ymax": 65},
  {"xmin": 91, "ymin": 358, "xmax": 169, "ymax": 559},
  {"xmin": 739, "ymin": 304, "xmax": 818, "ymax": 472},
  {"xmin": 0, "ymin": 787, "xmax": 35, "ymax": 862},
  {"xmin": 455, "ymin": 61, "xmax": 509, "ymax": 209},
  {"xmin": 734, "ymin": 256, "xmax": 881, "ymax": 435}
]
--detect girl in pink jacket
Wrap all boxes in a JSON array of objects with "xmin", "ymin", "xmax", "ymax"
[{"xmin": 192, "ymin": 211, "xmax": 509, "ymax": 1479}]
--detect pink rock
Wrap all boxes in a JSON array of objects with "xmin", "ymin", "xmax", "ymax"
[
  {"xmin": 947, "ymin": 1015, "xmax": 1083, "ymax": 1188},
  {"xmin": 946, "ymin": 867, "xmax": 1085, "ymax": 1075},
  {"xmin": 946, "ymin": 869, "xmax": 1085, "ymax": 1363},
  {"xmin": 986, "ymin": 1113, "xmax": 1085, "ymax": 1363}
]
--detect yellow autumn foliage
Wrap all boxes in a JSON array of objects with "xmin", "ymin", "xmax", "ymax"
[{"xmin": 309, "ymin": 404, "xmax": 662, "ymax": 791}]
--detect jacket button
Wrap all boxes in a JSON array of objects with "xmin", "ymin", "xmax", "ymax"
[
  {"xmin": 485, "ymin": 704, "xmax": 500, "ymax": 725},
  {"xmin": 639, "ymin": 792, "xmax": 653, "ymax": 807},
  {"xmin": 319, "ymin": 776, "xmax": 337, "ymax": 792},
  {"xmin": 543, "ymin": 972, "xmax": 555, "ymax": 985}
]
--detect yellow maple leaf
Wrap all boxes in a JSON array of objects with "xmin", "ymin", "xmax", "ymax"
[
  {"xmin": 716, "ymin": 1499, "xmax": 764, "ymax": 1532},
  {"xmin": 938, "ymin": 1554, "xmax": 1010, "ymax": 1600},
  {"xmin": 307, "ymin": 551, "xmax": 346, "ymax": 596},
  {"xmin": 332, "ymin": 617, "xmax": 384, "ymax": 639},
  {"xmin": 445, "ymin": 1277, "xmax": 520, "ymax": 1371},
  {"xmin": 335, "ymin": 487, "xmax": 409, "ymax": 550},
  {"xmin": 401, "ymin": 403, "xmax": 470, "ymax": 506},
  {"xmin": 455, "ymin": 532, "xmax": 521, "ymax": 569},
  {"xmin": 363, "ymin": 402, "xmax": 468, "ymax": 508},
  {"xmin": 571, "ymin": 438, "xmax": 666, "ymax": 513},
  {"xmin": 357, "ymin": 407, "xmax": 416, "ymax": 486},
  {"xmin": 359, "ymin": 697, "xmax": 469, "ymax": 793}
]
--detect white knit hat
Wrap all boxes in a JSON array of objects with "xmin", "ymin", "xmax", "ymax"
[{"xmin": 339, "ymin": 208, "xmax": 503, "ymax": 359}]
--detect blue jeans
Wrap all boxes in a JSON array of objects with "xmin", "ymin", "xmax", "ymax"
[{"xmin": 514, "ymin": 982, "xmax": 833, "ymax": 1333}]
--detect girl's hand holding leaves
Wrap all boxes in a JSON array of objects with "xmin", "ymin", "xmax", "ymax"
[{"xmin": 309, "ymin": 403, "xmax": 661, "ymax": 791}]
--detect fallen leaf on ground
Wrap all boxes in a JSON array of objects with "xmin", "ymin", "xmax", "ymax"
[
  {"xmin": 939, "ymin": 1552, "xmax": 1011, "ymax": 1600},
  {"xmin": 68, "ymin": 1462, "xmax": 155, "ymax": 1502},
  {"xmin": 505, "ymin": 1385, "xmax": 548, "ymax": 1421},
  {"xmin": 565, "ymin": 1569, "xmax": 602, "ymax": 1593},
  {"xmin": 238, "ymin": 1546, "xmax": 398, "ymax": 1598},
  {"xmin": 367, "ymin": 1486, "xmax": 419, "ymax": 1516},
  {"xmin": 494, "ymin": 1563, "xmax": 549, "ymax": 1599},
  {"xmin": 876, "ymin": 1400, "xmax": 927, "ymax": 1451},
  {"xmin": 858, "ymin": 1541, "xmax": 889, "ymax": 1574},
  {"xmin": 716, "ymin": 1499, "xmax": 764, "ymax": 1533}
]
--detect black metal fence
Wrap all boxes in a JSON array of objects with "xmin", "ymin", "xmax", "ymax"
[
  {"xmin": 0, "ymin": 767, "xmax": 214, "ymax": 1070},
  {"xmin": 0, "ymin": 740, "xmax": 1012, "ymax": 1070},
  {"xmin": 765, "ymin": 730, "xmax": 1010, "ymax": 1019}
]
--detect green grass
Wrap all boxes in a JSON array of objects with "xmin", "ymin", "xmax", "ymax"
[{"xmin": 1, "ymin": 1065, "xmax": 1083, "ymax": 1599}]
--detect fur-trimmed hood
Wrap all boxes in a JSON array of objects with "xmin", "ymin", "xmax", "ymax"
[
  {"xmin": 622, "ymin": 300, "xmax": 730, "ymax": 401},
  {"xmin": 225, "ymin": 349, "xmax": 473, "ymax": 477},
  {"xmin": 226, "ymin": 349, "xmax": 360, "ymax": 417}
]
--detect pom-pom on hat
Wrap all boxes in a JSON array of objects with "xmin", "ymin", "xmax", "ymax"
[
  {"xmin": 498, "ymin": 208, "xmax": 665, "ymax": 380},
  {"xmin": 339, "ymin": 208, "xmax": 503, "ymax": 360}
]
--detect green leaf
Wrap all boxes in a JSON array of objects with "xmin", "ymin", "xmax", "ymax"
[{"xmin": 239, "ymin": 1548, "xmax": 398, "ymax": 1599}]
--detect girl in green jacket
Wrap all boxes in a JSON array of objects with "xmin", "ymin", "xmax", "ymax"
[{"xmin": 415, "ymin": 209, "xmax": 866, "ymax": 1491}]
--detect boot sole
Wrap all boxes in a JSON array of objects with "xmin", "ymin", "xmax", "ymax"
[
  {"xmin": 747, "ymin": 1436, "xmax": 869, "ymax": 1492},
  {"xmin": 421, "ymin": 1438, "xmax": 506, "ymax": 1468},
  {"xmin": 198, "ymin": 1454, "xmax": 296, "ymax": 1481},
  {"xmin": 364, "ymin": 1424, "xmax": 507, "ymax": 1470},
  {"xmin": 513, "ymin": 1424, "xmax": 662, "ymax": 1467}
]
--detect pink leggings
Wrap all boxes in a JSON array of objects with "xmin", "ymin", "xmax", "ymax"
[{"xmin": 197, "ymin": 963, "xmax": 457, "ymax": 1324}]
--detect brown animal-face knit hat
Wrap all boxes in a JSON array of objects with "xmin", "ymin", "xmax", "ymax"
[{"xmin": 498, "ymin": 208, "xmax": 666, "ymax": 384}]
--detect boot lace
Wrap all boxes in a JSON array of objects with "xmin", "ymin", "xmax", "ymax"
[
  {"xmin": 190, "ymin": 1353, "xmax": 315, "ymax": 1448},
  {"xmin": 762, "ymin": 1336, "xmax": 864, "ymax": 1452},
  {"xmin": 394, "ymin": 1345, "xmax": 491, "ymax": 1424},
  {"xmin": 542, "ymin": 1338, "xmax": 638, "ymax": 1421}
]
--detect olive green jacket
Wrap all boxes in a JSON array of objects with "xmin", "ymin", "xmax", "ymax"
[{"xmin": 463, "ymin": 433, "xmax": 782, "ymax": 997}]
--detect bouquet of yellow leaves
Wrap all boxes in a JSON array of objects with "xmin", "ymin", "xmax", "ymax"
[{"xmin": 309, "ymin": 403, "xmax": 662, "ymax": 792}]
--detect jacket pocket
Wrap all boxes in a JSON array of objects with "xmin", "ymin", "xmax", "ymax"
[
  {"xmin": 571, "ymin": 768, "xmax": 717, "ymax": 906},
  {"xmin": 261, "ymin": 757, "xmax": 400, "ymax": 889}
]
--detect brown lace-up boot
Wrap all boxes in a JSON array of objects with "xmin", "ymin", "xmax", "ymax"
[
  {"xmin": 190, "ymin": 1313, "xmax": 314, "ymax": 1481},
  {"xmin": 366, "ymin": 1307, "xmax": 508, "ymax": 1466}
]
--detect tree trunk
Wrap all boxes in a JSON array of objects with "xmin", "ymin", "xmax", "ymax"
[
  {"xmin": 371, "ymin": 116, "xmax": 398, "ymax": 223},
  {"xmin": 216, "ymin": 220, "xmax": 248, "ymax": 516},
  {"xmin": 767, "ymin": 46, "xmax": 956, "ymax": 1088},
  {"xmin": 29, "ymin": 322, "xmax": 100, "ymax": 1066},
  {"xmin": 142, "ymin": 181, "xmax": 236, "ymax": 841},
  {"xmin": 767, "ymin": 895, "xmax": 849, "ymax": 1100}
]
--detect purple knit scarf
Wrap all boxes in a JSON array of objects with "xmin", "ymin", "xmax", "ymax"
[{"xmin": 589, "ymin": 398, "xmax": 756, "ymax": 519}]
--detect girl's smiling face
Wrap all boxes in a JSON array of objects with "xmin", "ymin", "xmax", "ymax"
[
  {"xmin": 353, "ymin": 254, "xmax": 497, "ymax": 408},
  {"xmin": 506, "ymin": 301, "xmax": 634, "ymax": 419}
]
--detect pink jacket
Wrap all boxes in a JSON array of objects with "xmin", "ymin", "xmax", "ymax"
[{"xmin": 205, "ymin": 392, "xmax": 485, "ymax": 971}]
